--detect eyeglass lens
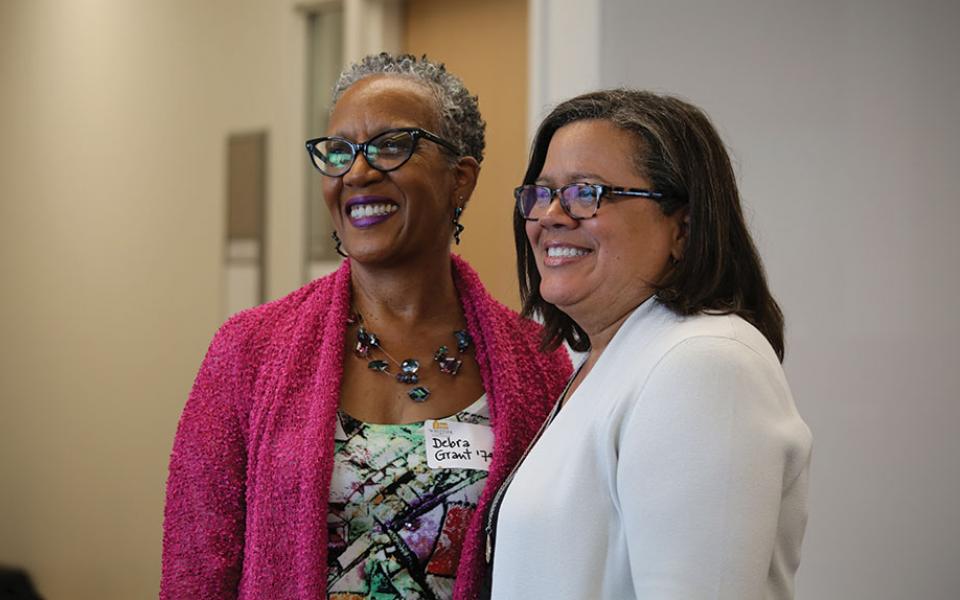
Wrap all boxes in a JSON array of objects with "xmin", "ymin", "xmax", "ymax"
[
  {"xmin": 518, "ymin": 185, "xmax": 599, "ymax": 220},
  {"xmin": 311, "ymin": 130, "xmax": 417, "ymax": 176}
]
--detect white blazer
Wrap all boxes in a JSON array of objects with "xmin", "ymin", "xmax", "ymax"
[{"xmin": 491, "ymin": 297, "xmax": 812, "ymax": 599}]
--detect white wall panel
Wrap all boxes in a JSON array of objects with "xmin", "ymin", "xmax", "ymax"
[{"xmin": 528, "ymin": 0, "xmax": 602, "ymax": 138}]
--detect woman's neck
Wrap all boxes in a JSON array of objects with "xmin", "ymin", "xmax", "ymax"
[
  {"xmin": 349, "ymin": 252, "xmax": 462, "ymax": 327},
  {"xmin": 582, "ymin": 292, "xmax": 652, "ymax": 354},
  {"xmin": 563, "ymin": 294, "xmax": 652, "ymax": 402}
]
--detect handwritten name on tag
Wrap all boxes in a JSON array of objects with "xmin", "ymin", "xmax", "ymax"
[{"xmin": 424, "ymin": 419, "xmax": 494, "ymax": 471}]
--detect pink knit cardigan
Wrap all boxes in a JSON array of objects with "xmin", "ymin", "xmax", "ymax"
[{"xmin": 161, "ymin": 255, "xmax": 571, "ymax": 599}]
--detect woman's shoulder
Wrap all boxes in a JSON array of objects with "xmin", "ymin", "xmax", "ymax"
[
  {"xmin": 209, "ymin": 263, "xmax": 349, "ymax": 360},
  {"xmin": 611, "ymin": 304, "xmax": 810, "ymax": 453},
  {"xmin": 452, "ymin": 254, "xmax": 565, "ymax": 359},
  {"xmin": 620, "ymin": 300, "xmax": 782, "ymax": 373},
  {"xmin": 482, "ymin": 295, "xmax": 548, "ymax": 338},
  {"xmin": 450, "ymin": 257, "xmax": 572, "ymax": 413},
  {"xmin": 475, "ymin": 291, "xmax": 569, "ymax": 374},
  {"xmin": 597, "ymin": 302, "xmax": 796, "ymax": 417}
]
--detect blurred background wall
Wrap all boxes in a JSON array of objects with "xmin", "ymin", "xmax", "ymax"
[
  {"xmin": 1, "ymin": 0, "xmax": 957, "ymax": 598},
  {"xmin": 0, "ymin": 2, "xmax": 308, "ymax": 597},
  {"xmin": 0, "ymin": 0, "xmax": 525, "ymax": 597}
]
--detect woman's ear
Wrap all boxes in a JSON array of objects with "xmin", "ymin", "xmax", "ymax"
[
  {"xmin": 670, "ymin": 207, "xmax": 690, "ymax": 262},
  {"xmin": 452, "ymin": 156, "xmax": 480, "ymax": 207}
]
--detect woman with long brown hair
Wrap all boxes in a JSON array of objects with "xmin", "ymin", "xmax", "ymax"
[{"xmin": 484, "ymin": 89, "xmax": 811, "ymax": 599}]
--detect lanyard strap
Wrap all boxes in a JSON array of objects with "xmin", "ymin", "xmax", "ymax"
[{"xmin": 478, "ymin": 358, "xmax": 586, "ymax": 597}]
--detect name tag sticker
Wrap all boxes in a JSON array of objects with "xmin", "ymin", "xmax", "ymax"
[{"xmin": 424, "ymin": 419, "xmax": 494, "ymax": 471}]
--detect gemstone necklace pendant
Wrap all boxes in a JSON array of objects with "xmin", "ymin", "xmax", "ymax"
[
  {"xmin": 367, "ymin": 359, "xmax": 389, "ymax": 373},
  {"xmin": 396, "ymin": 358, "xmax": 420, "ymax": 384},
  {"xmin": 433, "ymin": 344, "xmax": 463, "ymax": 375},
  {"xmin": 349, "ymin": 311, "xmax": 473, "ymax": 403},
  {"xmin": 408, "ymin": 386, "xmax": 430, "ymax": 402}
]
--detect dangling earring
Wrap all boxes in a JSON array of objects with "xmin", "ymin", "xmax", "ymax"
[
  {"xmin": 331, "ymin": 230, "xmax": 348, "ymax": 258},
  {"xmin": 452, "ymin": 205, "xmax": 465, "ymax": 245}
]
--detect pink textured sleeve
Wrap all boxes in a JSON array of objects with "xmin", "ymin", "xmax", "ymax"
[{"xmin": 161, "ymin": 320, "xmax": 251, "ymax": 599}]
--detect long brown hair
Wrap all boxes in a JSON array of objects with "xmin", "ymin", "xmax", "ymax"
[{"xmin": 516, "ymin": 89, "xmax": 786, "ymax": 360}]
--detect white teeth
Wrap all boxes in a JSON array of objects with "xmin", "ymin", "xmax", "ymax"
[
  {"xmin": 546, "ymin": 246, "xmax": 589, "ymax": 258},
  {"xmin": 349, "ymin": 203, "xmax": 398, "ymax": 220}
]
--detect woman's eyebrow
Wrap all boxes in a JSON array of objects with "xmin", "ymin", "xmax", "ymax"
[
  {"xmin": 567, "ymin": 172, "xmax": 606, "ymax": 181},
  {"xmin": 326, "ymin": 125, "xmax": 405, "ymax": 140},
  {"xmin": 536, "ymin": 172, "xmax": 607, "ymax": 185}
]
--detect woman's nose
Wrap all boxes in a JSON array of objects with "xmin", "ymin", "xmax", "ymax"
[
  {"xmin": 342, "ymin": 151, "xmax": 383, "ymax": 187},
  {"xmin": 537, "ymin": 194, "xmax": 578, "ymax": 229}
]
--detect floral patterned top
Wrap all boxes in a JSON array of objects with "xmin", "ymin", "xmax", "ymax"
[{"xmin": 327, "ymin": 396, "xmax": 490, "ymax": 600}]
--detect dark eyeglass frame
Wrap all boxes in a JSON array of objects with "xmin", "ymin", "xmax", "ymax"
[
  {"xmin": 304, "ymin": 127, "xmax": 461, "ymax": 177},
  {"xmin": 514, "ymin": 183, "xmax": 665, "ymax": 221}
]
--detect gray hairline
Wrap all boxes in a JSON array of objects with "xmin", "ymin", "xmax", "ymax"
[
  {"xmin": 329, "ymin": 57, "xmax": 485, "ymax": 163},
  {"xmin": 333, "ymin": 74, "xmax": 452, "ymax": 153}
]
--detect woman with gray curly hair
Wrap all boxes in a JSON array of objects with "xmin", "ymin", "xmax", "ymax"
[{"xmin": 161, "ymin": 53, "xmax": 570, "ymax": 600}]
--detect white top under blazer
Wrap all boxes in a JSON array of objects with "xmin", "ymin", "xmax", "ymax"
[{"xmin": 490, "ymin": 297, "xmax": 812, "ymax": 600}]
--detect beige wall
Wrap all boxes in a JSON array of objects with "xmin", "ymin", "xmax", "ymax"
[
  {"xmin": 0, "ymin": 1, "xmax": 307, "ymax": 597},
  {"xmin": 0, "ymin": 1, "xmax": 526, "ymax": 597},
  {"xmin": 404, "ymin": 0, "xmax": 528, "ymax": 309}
]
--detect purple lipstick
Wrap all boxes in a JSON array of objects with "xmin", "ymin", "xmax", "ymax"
[{"xmin": 345, "ymin": 195, "xmax": 399, "ymax": 228}]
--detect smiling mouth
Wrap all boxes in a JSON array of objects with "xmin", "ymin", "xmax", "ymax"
[
  {"xmin": 546, "ymin": 246, "xmax": 591, "ymax": 258},
  {"xmin": 344, "ymin": 196, "xmax": 399, "ymax": 228},
  {"xmin": 349, "ymin": 203, "xmax": 398, "ymax": 220}
]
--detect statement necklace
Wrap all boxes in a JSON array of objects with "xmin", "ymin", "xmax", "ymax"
[{"xmin": 348, "ymin": 312, "xmax": 473, "ymax": 403}]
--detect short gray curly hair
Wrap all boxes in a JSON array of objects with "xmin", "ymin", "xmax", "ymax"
[{"xmin": 332, "ymin": 53, "xmax": 486, "ymax": 164}]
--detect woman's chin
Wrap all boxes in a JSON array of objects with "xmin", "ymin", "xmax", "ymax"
[
  {"xmin": 343, "ymin": 238, "xmax": 393, "ymax": 263},
  {"xmin": 347, "ymin": 240, "xmax": 442, "ymax": 269},
  {"xmin": 539, "ymin": 286, "xmax": 587, "ymax": 316}
]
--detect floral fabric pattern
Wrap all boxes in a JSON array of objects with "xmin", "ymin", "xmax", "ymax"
[{"xmin": 327, "ymin": 397, "xmax": 490, "ymax": 600}]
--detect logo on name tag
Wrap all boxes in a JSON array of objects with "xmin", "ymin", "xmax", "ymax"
[{"xmin": 424, "ymin": 419, "xmax": 494, "ymax": 471}]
